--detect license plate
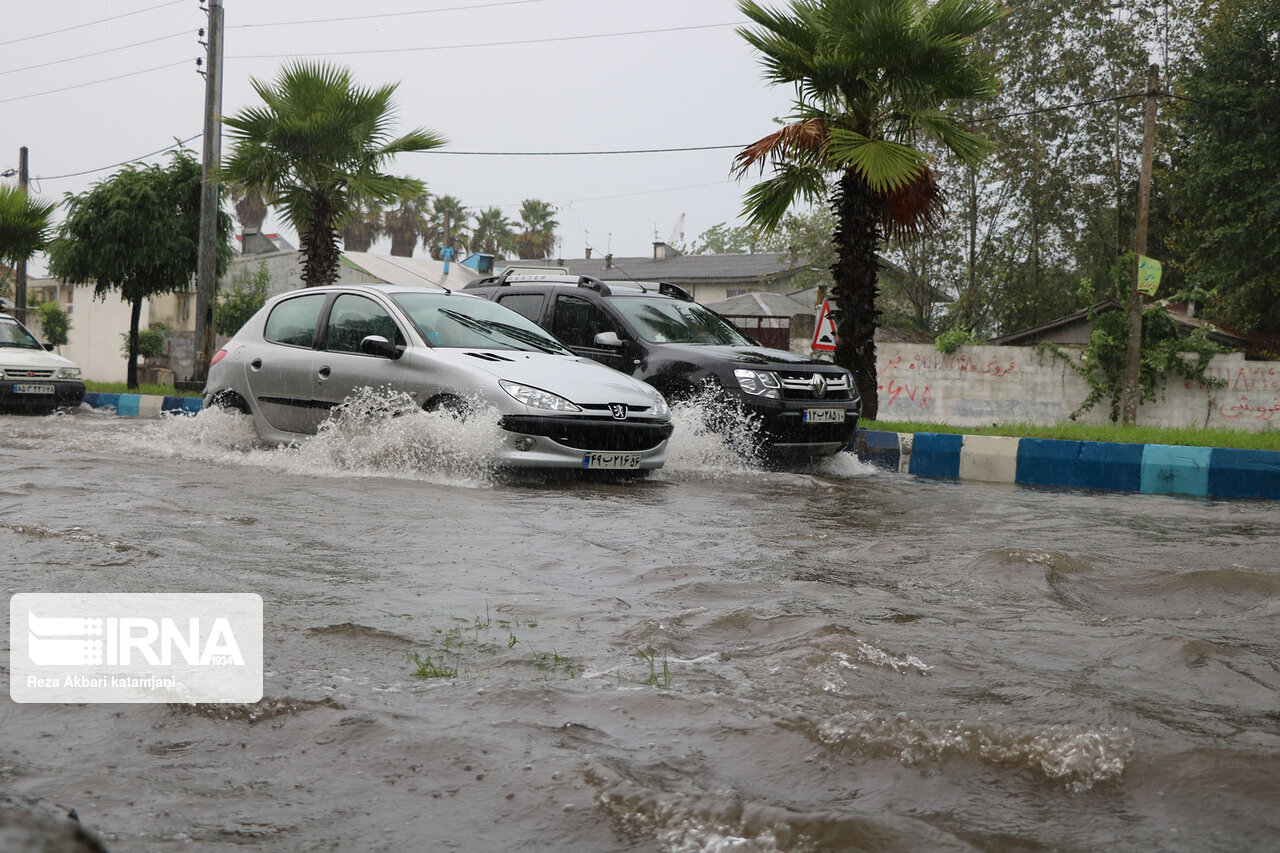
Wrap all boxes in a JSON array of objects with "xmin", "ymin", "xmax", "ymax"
[
  {"xmin": 13, "ymin": 384, "xmax": 55, "ymax": 395},
  {"xmin": 582, "ymin": 452, "xmax": 642, "ymax": 470},
  {"xmin": 803, "ymin": 407, "xmax": 845, "ymax": 424}
]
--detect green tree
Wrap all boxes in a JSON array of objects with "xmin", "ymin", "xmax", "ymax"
[
  {"xmin": 341, "ymin": 197, "xmax": 383, "ymax": 253},
  {"xmin": 221, "ymin": 61, "xmax": 446, "ymax": 287},
  {"xmin": 473, "ymin": 207, "xmax": 516, "ymax": 258},
  {"xmin": 48, "ymin": 151, "xmax": 233, "ymax": 389},
  {"xmin": 1168, "ymin": 0, "xmax": 1280, "ymax": 334},
  {"xmin": 383, "ymin": 190, "xmax": 432, "ymax": 257},
  {"xmin": 216, "ymin": 262, "xmax": 271, "ymax": 337},
  {"xmin": 0, "ymin": 183, "xmax": 56, "ymax": 322},
  {"xmin": 733, "ymin": 0, "xmax": 1005, "ymax": 418},
  {"xmin": 515, "ymin": 199, "xmax": 558, "ymax": 259},
  {"xmin": 427, "ymin": 194, "xmax": 470, "ymax": 260},
  {"xmin": 36, "ymin": 300, "xmax": 71, "ymax": 348}
]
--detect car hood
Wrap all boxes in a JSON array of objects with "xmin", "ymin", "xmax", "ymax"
[
  {"xmin": 434, "ymin": 349, "xmax": 661, "ymax": 406},
  {"xmin": 0, "ymin": 346, "xmax": 79, "ymax": 371},
  {"xmin": 653, "ymin": 343, "xmax": 845, "ymax": 371}
]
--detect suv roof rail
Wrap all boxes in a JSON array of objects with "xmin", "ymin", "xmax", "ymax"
[
  {"xmin": 656, "ymin": 282, "xmax": 693, "ymax": 302},
  {"xmin": 576, "ymin": 275, "xmax": 611, "ymax": 296}
]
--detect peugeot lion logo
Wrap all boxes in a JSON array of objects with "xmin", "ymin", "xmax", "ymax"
[
  {"xmin": 810, "ymin": 374, "xmax": 827, "ymax": 398},
  {"xmin": 609, "ymin": 403, "xmax": 628, "ymax": 420}
]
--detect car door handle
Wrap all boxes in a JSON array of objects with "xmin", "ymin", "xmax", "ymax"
[{"xmin": 318, "ymin": 365, "xmax": 331, "ymax": 378}]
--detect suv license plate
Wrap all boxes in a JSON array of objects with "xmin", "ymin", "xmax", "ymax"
[
  {"xmin": 582, "ymin": 452, "xmax": 642, "ymax": 470},
  {"xmin": 803, "ymin": 408, "xmax": 845, "ymax": 424},
  {"xmin": 13, "ymin": 384, "xmax": 55, "ymax": 395}
]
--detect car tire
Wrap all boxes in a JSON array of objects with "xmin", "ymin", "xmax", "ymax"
[{"xmin": 206, "ymin": 389, "xmax": 251, "ymax": 414}]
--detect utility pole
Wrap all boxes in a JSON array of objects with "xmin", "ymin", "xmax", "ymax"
[
  {"xmin": 15, "ymin": 146, "xmax": 29, "ymax": 326},
  {"xmin": 1119, "ymin": 64, "xmax": 1159, "ymax": 426},
  {"xmin": 191, "ymin": 0, "xmax": 224, "ymax": 388}
]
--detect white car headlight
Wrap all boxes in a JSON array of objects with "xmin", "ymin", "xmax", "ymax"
[
  {"xmin": 499, "ymin": 380, "xmax": 581, "ymax": 412},
  {"xmin": 650, "ymin": 392, "xmax": 670, "ymax": 418},
  {"xmin": 733, "ymin": 368, "xmax": 781, "ymax": 399},
  {"xmin": 57, "ymin": 367, "xmax": 82, "ymax": 379}
]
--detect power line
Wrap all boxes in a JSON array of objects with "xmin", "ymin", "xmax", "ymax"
[
  {"xmin": 0, "ymin": 31, "xmax": 190, "ymax": 77},
  {"xmin": 0, "ymin": 59, "xmax": 191, "ymax": 105},
  {"xmin": 36, "ymin": 134, "xmax": 202, "ymax": 182},
  {"xmin": 0, "ymin": 0, "xmax": 186, "ymax": 48},
  {"xmin": 228, "ymin": 21, "xmax": 741, "ymax": 60},
  {"xmin": 416, "ymin": 144, "xmax": 745, "ymax": 156},
  {"xmin": 228, "ymin": 0, "xmax": 545, "ymax": 30}
]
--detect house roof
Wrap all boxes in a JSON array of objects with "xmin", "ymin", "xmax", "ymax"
[
  {"xmin": 705, "ymin": 291, "xmax": 811, "ymax": 316},
  {"xmin": 990, "ymin": 299, "xmax": 1280, "ymax": 358},
  {"xmin": 500, "ymin": 252, "xmax": 804, "ymax": 284},
  {"xmin": 340, "ymin": 252, "xmax": 480, "ymax": 290}
]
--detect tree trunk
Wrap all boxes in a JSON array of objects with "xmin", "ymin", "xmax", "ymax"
[
  {"xmin": 127, "ymin": 297, "xmax": 142, "ymax": 390},
  {"xmin": 388, "ymin": 230, "xmax": 415, "ymax": 257},
  {"xmin": 830, "ymin": 169, "xmax": 883, "ymax": 421},
  {"xmin": 301, "ymin": 195, "xmax": 340, "ymax": 287}
]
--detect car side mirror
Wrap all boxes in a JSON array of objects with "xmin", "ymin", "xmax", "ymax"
[
  {"xmin": 593, "ymin": 331, "xmax": 624, "ymax": 349},
  {"xmin": 43, "ymin": 342, "xmax": 55, "ymax": 351},
  {"xmin": 360, "ymin": 335, "xmax": 403, "ymax": 359}
]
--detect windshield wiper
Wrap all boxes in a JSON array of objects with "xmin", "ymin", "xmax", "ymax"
[{"xmin": 479, "ymin": 320, "xmax": 567, "ymax": 355}]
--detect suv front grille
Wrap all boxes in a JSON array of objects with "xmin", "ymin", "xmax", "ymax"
[
  {"xmin": 6, "ymin": 368, "xmax": 56, "ymax": 379},
  {"xmin": 499, "ymin": 415, "xmax": 673, "ymax": 452},
  {"xmin": 776, "ymin": 371, "xmax": 855, "ymax": 401}
]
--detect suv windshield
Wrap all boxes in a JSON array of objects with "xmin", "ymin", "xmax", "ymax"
[
  {"xmin": 610, "ymin": 297, "xmax": 755, "ymax": 346},
  {"xmin": 391, "ymin": 293, "xmax": 571, "ymax": 354},
  {"xmin": 0, "ymin": 317, "xmax": 43, "ymax": 349}
]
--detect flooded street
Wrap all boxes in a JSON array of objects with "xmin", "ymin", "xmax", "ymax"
[{"xmin": 2, "ymin": 406, "xmax": 1278, "ymax": 851}]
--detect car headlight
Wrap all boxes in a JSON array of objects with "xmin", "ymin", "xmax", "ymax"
[
  {"xmin": 499, "ymin": 380, "xmax": 581, "ymax": 412},
  {"xmin": 57, "ymin": 367, "xmax": 81, "ymax": 380},
  {"xmin": 650, "ymin": 392, "xmax": 669, "ymax": 418},
  {"xmin": 733, "ymin": 369, "xmax": 781, "ymax": 399}
]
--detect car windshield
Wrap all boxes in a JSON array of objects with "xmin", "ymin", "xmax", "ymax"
[
  {"xmin": 0, "ymin": 317, "xmax": 44, "ymax": 350},
  {"xmin": 390, "ymin": 293, "xmax": 572, "ymax": 354},
  {"xmin": 610, "ymin": 297, "xmax": 755, "ymax": 346}
]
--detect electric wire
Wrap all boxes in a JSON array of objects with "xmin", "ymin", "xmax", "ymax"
[
  {"xmin": 0, "ymin": 31, "xmax": 191, "ymax": 77},
  {"xmin": 0, "ymin": 60, "xmax": 191, "ymax": 105},
  {"xmin": 35, "ymin": 134, "xmax": 202, "ymax": 182},
  {"xmin": 227, "ymin": 0, "xmax": 544, "ymax": 30},
  {"xmin": 0, "ymin": 0, "xmax": 186, "ymax": 48}
]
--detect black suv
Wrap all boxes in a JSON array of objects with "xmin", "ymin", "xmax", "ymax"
[{"xmin": 464, "ymin": 272, "xmax": 860, "ymax": 458}]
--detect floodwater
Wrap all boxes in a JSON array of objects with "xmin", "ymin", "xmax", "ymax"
[{"xmin": 2, "ymin": 399, "xmax": 1278, "ymax": 852}]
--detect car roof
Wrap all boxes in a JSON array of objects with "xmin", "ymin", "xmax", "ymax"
[{"xmin": 465, "ymin": 273, "xmax": 695, "ymax": 302}]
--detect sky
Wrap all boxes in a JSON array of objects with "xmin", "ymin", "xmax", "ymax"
[{"xmin": 4, "ymin": 0, "xmax": 799, "ymax": 276}]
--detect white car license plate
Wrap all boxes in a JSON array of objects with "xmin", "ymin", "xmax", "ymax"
[
  {"xmin": 582, "ymin": 452, "xmax": 642, "ymax": 470},
  {"xmin": 13, "ymin": 384, "xmax": 55, "ymax": 395},
  {"xmin": 803, "ymin": 407, "xmax": 845, "ymax": 424}
]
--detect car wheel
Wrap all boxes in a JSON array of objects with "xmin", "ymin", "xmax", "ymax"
[
  {"xmin": 425, "ymin": 394, "xmax": 475, "ymax": 421},
  {"xmin": 207, "ymin": 389, "xmax": 251, "ymax": 414}
]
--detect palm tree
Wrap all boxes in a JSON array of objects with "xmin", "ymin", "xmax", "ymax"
[
  {"xmin": 472, "ymin": 207, "xmax": 516, "ymax": 258},
  {"xmin": 382, "ymin": 189, "xmax": 432, "ymax": 257},
  {"xmin": 427, "ymin": 194, "xmax": 470, "ymax": 260},
  {"xmin": 221, "ymin": 60, "xmax": 446, "ymax": 287},
  {"xmin": 732, "ymin": 0, "xmax": 1004, "ymax": 418},
  {"xmin": 340, "ymin": 196, "xmax": 384, "ymax": 253},
  {"xmin": 515, "ymin": 199, "xmax": 559, "ymax": 259},
  {"xmin": 0, "ymin": 183, "xmax": 56, "ymax": 323}
]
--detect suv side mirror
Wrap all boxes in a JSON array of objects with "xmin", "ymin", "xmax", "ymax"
[
  {"xmin": 360, "ymin": 335, "xmax": 403, "ymax": 359},
  {"xmin": 593, "ymin": 331, "xmax": 624, "ymax": 349}
]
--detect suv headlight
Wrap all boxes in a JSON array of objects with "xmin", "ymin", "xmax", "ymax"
[
  {"xmin": 500, "ymin": 380, "xmax": 581, "ymax": 412},
  {"xmin": 57, "ymin": 367, "xmax": 82, "ymax": 380},
  {"xmin": 733, "ymin": 369, "xmax": 781, "ymax": 399}
]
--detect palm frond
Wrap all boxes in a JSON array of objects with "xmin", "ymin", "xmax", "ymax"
[
  {"xmin": 827, "ymin": 128, "xmax": 930, "ymax": 192},
  {"xmin": 732, "ymin": 118, "xmax": 830, "ymax": 178}
]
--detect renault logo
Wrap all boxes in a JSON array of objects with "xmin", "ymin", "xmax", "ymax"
[
  {"xmin": 609, "ymin": 403, "xmax": 628, "ymax": 419},
  {"xmin": 809, "ymin": 374, "xmax": 827, "ymax": 398}
]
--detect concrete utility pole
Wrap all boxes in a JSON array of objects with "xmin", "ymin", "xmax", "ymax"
[
  {"xmin": 1119, "ymin": 64, "xmax": 1160, "ymax": 426},
  {"xmin": 15, "ymin": 146, "xmax": 29, "ymax": 326},
  {"xmin": 191, "ymin": 0, "xmax": 224, "ymax": 387}
]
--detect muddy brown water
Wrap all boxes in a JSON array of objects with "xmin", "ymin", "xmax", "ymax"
[{"xmin": 2, "ymin": 404, "xmax": 1278, "ymax": 851}]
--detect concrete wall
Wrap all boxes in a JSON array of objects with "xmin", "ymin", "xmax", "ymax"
[
  {"xmin": 63, "ymin": 285, "xmax": 150, "ymax": 383},
  {"xmin": 875, "ymin": 343, "xmax": 1280, "ymax": 432}
]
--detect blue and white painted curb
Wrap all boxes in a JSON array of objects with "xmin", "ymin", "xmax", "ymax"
[
  {"xmin": 82, "ymin": 392, "xmax": 203, "ymax": 417},
  {"xmin": 853, "ymin": 429, "xmax": 1280, "ymax": 501}
]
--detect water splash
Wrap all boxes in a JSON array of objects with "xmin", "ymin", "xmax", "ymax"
[{"xmin": 660, "ymin": 387, "xmax": 766, "ymax": 478}]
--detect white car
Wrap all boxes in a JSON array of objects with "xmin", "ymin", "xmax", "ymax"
[
  {"xmin": 0, "ymin": 313, "xmax": 85, "ymax": 413},
  {"xmin": 203, "ymin": 285, "xmax": 673, "ymax": 474}
]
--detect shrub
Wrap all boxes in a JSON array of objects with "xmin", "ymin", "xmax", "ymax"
[{"xmin": 36, "ymin": 301, "xmax": 71, "ymax": 347}]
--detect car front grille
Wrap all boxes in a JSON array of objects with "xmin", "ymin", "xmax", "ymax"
[
  {"xmin": 5, "ymin": 369, "xmax": 56, "ymax": 379},
  {"xmin": 499, "ymin": 415, "xmax": 673, "ymax": 452},
  {"xmin": 776, "ymin": 371, "xmax": 855, "ymax": 401}
]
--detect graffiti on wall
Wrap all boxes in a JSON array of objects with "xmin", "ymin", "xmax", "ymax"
[
  {"xmin": 879, "ymin": 352, "xmax": 1017, "ymax": 378},
  {"xmin": 1189, "ymin": 365, "xmax": 1280, "ymax": 422}
]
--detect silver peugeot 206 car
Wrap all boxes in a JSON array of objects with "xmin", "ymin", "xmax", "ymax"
[{"xmin": 203, "ymin": 284, "xmax": 673, "ymax": 474}]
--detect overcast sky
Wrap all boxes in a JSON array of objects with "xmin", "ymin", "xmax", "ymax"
[{"xmin": 4, "ymin": 0, "xmax": 800, "ymax": 275}]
